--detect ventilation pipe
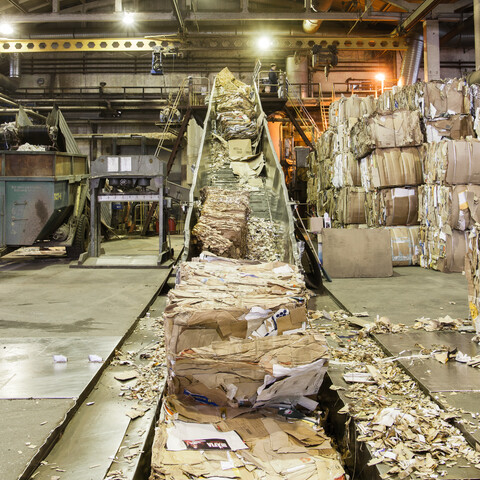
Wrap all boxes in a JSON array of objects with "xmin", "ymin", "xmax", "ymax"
[
  {"xmin": 10, "ymin": 53, "xmax": 21, "ymax": 78},
  {"xmin": 0, "ymin": 54, "xmax": 20, "ymax": 93},
  {"xmin": 303, "ymin": 0, "xmax": 334, "ymax": 34},
  {"xmin": 397, "ymin": 33, "xmax": 423, "ymax": 86}
]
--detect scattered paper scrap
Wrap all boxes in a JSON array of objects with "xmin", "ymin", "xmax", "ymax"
[{"xmin": 114, "ymin": 371, "xmax": 139, "ymax": 382}]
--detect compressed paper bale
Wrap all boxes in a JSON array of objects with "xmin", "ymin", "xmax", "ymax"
[
  {"xmin": 465, "ymin": 228, "xmax": 480, "ymax": 331},
  {"xmin": 386, "ymin": 226, "xmax": 421, "ymax": 266},
  {"xmin": 350, "ymin": 109, "xmax": 424, "ymax": 160},
  {"xmin": 366, "ymin": 187, "xmax": 419, "ymax": 227},
  {"xmin": 214, "ymin": 67, "xmax": 257, "ymax": 140},
  {"xmin": 164, "ymin": 303, "xmax": 307, "ymax": 356},
  {"xmin": 192, "ymin": 187, "xmax": 250, "ymax": 258},
  {"xmin": 424, "ymin": 139, "xmax": 480, "ymax": 185},
  {"xmin": 376, "ymin": 90, "xmax": 395, "ymax": 113},
  {"xmin": 150, "ymin": 399, "xmax": 345, "ymax": 480},
  {"xmin": 393, "ymin": 83, "xmax": 424, "ymax": 112},
  {"xmin": 418, "ymin": 184, "xmax": 480, "ymax": 231},
  {"xmin": 419, "ymin": 226, "xmax": 469, "ymax": 273},
  {"xmin": 335, "ymin": 187, "xmax": 366, "ymax": 225},
  {"xmin": 423, "ymin": 78, "xmax": 468, "ymax": 119},
  {"xmin": 331, "ymin": 151, "xmax": 362, "ymax": 189},
  {"xmin": 425, "ymin": 114, "xmax": 474, "ymax": 143},
  {"xmin": 360, "ymin": 146, "xmax": 424, "ymax": 191},
  {"xmin": 169, "ymin": 333, "xmax": 329, "ymax": 407}
]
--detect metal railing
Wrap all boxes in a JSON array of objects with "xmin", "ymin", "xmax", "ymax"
[
  {"xmin": 155, "ymin": 77, "xmax": 190, "ymax": 157},
  {"xmin": 284, "ymin": 78, "xmax": 321, "ymax": 141}
]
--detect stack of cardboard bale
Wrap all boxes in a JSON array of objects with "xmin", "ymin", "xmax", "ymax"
[
  {"xmin": 309, "ymin": 77, "xmax": 480, "ymax": 271},
  {"xmin": 420, "ymin": 139, "xmax": 480, "ymax": 272},
  {"xmin": 150, "ymin": 256, "xmax": 345, "ymax": 480},
  {"xmin": 418, "ymin": 79, "xmax": 478, "ymax": 272},
  {"xmin": 351, "ymin": 107, "xmax": 424, "ymax": 266},
  {"xmin": 307, "ymin": 95, "xmax": 374, "ymax": 227}
]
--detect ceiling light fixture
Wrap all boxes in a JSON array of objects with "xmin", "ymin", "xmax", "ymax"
[
  {"xmin": 375, "ymin": 73, "xmax": 386, "ymax": 82},
  {"xmin": 257, "ymin": 36, "xmax": 272, "ymax": 51},
  {"xmin": 0, "ymin": 22, "xmax": 14, "ymax": 35},
  {"xmin": 122, "ymin": 12, "xmax": 135, "ymax": 26}
]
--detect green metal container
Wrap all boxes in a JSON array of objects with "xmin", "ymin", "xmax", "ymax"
[{"xmin": 0, "ymin": 151, "xmax": 89, "ymax": 249}]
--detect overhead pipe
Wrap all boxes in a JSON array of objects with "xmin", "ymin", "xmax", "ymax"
[
  {"xmin": 0, "ymin": 53, "xmax": 21, "ymax": 93},
  {"xmin": 397, "ymin": 32, "xmax": 423, "ymax": 86},
  {"xmin": 302, "ymin": 0, "xmax": 334, "ymax": 34}
]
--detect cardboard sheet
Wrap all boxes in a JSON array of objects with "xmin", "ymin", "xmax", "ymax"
[{"xmin": 323, "ymin": 228, "xmax": 393, "ymax": 278}]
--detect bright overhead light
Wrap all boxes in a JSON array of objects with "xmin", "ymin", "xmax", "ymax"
[
  {"xmin": 257, "ymin": 35, "xmax": 272, "ymax": 51},
  {"xmin": 0, "ymin": 22, "xmax": 14, "ymax": 35},
  {"xmin": 375, "ymin": 73, "xmax": 386, "ymax": 82},
  {"xmin": 122, "ymin": 12, "xmax": 135, "ymax": 26}
]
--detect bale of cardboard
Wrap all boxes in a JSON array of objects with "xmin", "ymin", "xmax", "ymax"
[
  {"xmin": 350, "ymin": 109, "xmax": 424, "ymax": 160},
  {"xmin": 386, "ymin": 225, "xmax": 420, "ymax": 266},
  {"xmin": 366, "ymin": 187, "xmax": 419, "ymax": 227},
  {"xmin": 360, "ymin": 146, "xmax": 424, "ymax": 191}
]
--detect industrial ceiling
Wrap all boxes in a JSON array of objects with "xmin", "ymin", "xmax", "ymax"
[{"xmin": 0, "ymin": 0, "xmax": 474, "ymax": 73}]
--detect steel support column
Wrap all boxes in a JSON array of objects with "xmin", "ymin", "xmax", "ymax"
[{"xmin": 475, "ymin": 0, "xmax": 480, "ymax": 70}]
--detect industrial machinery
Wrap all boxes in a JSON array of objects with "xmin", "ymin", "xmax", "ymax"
[
  {"xmin": 0, "ymin": 107, "xmax": 89, "ymax": 258},
  {"xmin": 183, "ymin": 67, "xmax": 322, "ymax": 288},
  {"xmin": 312, "ymin": 44, "xmax": 338, "ymax": 78},
  {"xmin": 82, "ymin": 154, "xmax": 171, "ymax": 267}
]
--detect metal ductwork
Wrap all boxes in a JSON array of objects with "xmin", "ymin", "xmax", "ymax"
[
  {"xmin": 0, "ymin": 54, "xmax": 20, "ymax": 93},
  {"xmin": 10, "ymin": 53, "xmax": 21, "ymax": 78},
  {"xmin": 397, "ymin": 33, "xmax": 423, "ymax": 86},
  {"xmin": 303, "ymin": 0, "xmax": 334, "ymax": 34}
]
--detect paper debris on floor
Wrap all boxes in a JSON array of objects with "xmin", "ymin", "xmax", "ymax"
[{"xmin": 308, "ymin": 309, "xmax": 480, "ymax": 479}]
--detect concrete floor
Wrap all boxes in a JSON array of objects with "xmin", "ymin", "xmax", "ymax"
[
  {"xmin": 0, "ymin": 235, "xmax": 177, "ymax": 480},
  {"xmin": 0, "ymin": 239, "xmax": 474, "ymax": 479},
  {"xmin": 325, "ymin": 266, "xmax": 469, "ymax": 325}
]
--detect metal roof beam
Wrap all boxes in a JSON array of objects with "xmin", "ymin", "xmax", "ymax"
[
  {"xmin": 0, "ymin": 11, "xmax": 401, "ymax": 22},
  {"xmin": 392, "ymin": 0, "xmax": 443, "ymax": 35},
  {"xmin": 171, "ymin": 0, "xmax": 186, "ymax": 32},
  {"xmin": 7, "ymin": 0, "xmax": 27, "ymax": 13},
  {"xmin": 0, "ymin": 36, "xmax": 409, "ymax": 53}
]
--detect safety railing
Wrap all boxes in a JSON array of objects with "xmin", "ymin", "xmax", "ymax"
[{"xmin": 285, "ymin": 78, "xmax": 321, "ymax": 141}]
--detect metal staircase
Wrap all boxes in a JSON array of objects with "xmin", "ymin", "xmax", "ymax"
[
  {"xmin": 285, "ymin": 78, "xmax": 321, "ymax": 143},
  {"xmin": 154, "ymin": 77, "xmax": 189, "ymax": 158}
]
